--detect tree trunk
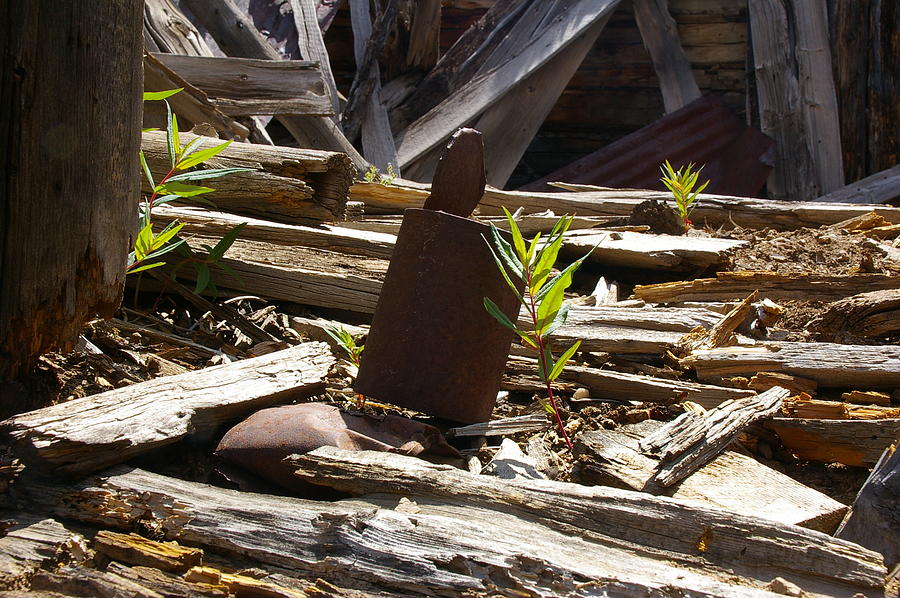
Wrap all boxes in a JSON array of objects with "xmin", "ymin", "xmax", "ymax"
[{"xmin": 0, "ymin": 1, "xmax": 143, "ymax": 381}]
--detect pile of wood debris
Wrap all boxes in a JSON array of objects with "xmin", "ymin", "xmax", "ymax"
[{"xmin": 2, "ymin": 1, "xmax": 900, "ymax": 597}]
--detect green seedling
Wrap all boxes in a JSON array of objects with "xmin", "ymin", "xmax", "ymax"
[
  {"xmin": 325, "ymin": 325, "xmax": 366, "ymax": 409},
  {"xmin": 132, "ymin": 89, "xmax": 252, "ymax": 294},
  {"xmin": 660, "ymin": 160, "xmax": 710, "ymax": 233},
  {"xmin": 363, "ymin": 163, "xmax": 396, "ymax": 186},
  {"xmin": 482, "ymin": 208, "xmax": 596, "ymax": 451}
]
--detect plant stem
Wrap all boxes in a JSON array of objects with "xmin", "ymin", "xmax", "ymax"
[{"xmin": 525, "ymin": 271, "xmax": 573, "ymax": 451}]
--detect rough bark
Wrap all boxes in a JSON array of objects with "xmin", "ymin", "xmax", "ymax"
[{"xmin": 0, "ymin": 0, "xmax": 143, "ymax": 380}]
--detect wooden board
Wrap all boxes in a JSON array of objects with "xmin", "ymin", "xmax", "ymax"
[
  {"xmin": 0, "ymin": 516, "xmax": 77, "ymax": 588},
  {"xmin": 0, "ymin": 342, "xmax": 334, "ymax": 476},
  {"xmin": 765, "ymin": 418, "xmax": 900, "ymax": 468},
  {"xmin": 682, "ymin": 342, "xmax": 900, "ymax": 388},
  {"xmin": 152, "ymin": 53, "xmax": 333, "ymax": 116},
  {"xmin": 634, "ymin": 271, "xmax": 900, "ymax": 303},
  {"xmin": 563, "ymin": 229, "xmax": 745, "ymax": 270},
  {"xmin": 575, "ymin": 421, "xmax": 847, "ymax": 533}
]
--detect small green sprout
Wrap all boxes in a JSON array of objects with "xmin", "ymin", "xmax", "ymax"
[
  {"xmin": 132, "ymin": 89, "xmax": 252, "ymax": 294},
  {"xmin": 482, "ymin": 208, "xmax": 596, "ymax": 451},
  {"xmin": 362, "ymin": 163, "xmax": 396, "ymax": 186},
  {"xmin": 660, "ymin": 160, "xmax": 710, "ymax": 233},
  {"xmin": 324, "ymin": 325, "xmax": 366, "ymax": 409}
]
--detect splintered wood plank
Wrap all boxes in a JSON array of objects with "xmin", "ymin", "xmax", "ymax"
[
  {"xmin": 0, "ymin": 516, "xmax": 77, "ymax": 588},
  {"xmin": 286, "ymin": 447, "xmax": 884, "ymax": 596},
  {"xmin": 634, "ymin": 271, "xmax": 900, "ymax": 302},
  {"xmin": 141, "ymin": 130, "xmax": 354, "ymax": 224},
  {"xmin": 836, "ymin": 435, "xmax": 900, "ymax": 568},
  {"xmin": 93, "ymin": 531, "xmax": 202, "ymax": 572},
  {"xmin": 765, "ymin": 418, "xmax": 900, "ymax": 468},
  {"xmin": 152, "ymin": 54, "xmax": 333, "ymax": 116},
  {"xmin": 574, "ymin": 422, "xmax": 847, "ymax": 533},
  {"xmin": 0, "ymin": 342, "xmax": 334, "ymax": 476},
  {"xmin": 562, "ymin": 229, "xmax": 745, "ymax": 270},
  {"xmin": 682, "ymin": 342, "xmax": 900, "ymax": 388},
  {"xmin": 18, "ymin": 465, "xmax": 845, "ymax": 598},
  {"xmin": 638, "ymin": 387, "xmax": 789, "ymax": 486}
]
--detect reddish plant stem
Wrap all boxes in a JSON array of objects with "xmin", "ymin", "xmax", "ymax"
[{"xmin": 525, "ymin": 270, "xmax": 573, "ymax": 451}]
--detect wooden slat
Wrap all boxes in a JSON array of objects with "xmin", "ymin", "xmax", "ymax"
[
  {"xmin": 152, "ymin": 53, "xmax": 332, "ymax": 116},
  {"xmin": 0, "ymin": 342, "xmax": 334, "ymax": 476},
  {"xmin": 816, "ymin": 164, "xmax": 900, "ymax": 205},
  {"xmin": 765, "ymin": 418, "xmax": 900, "ymax": 468}
]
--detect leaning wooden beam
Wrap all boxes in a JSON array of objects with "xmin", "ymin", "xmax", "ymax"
[
  {"xmin": 143, "ymin": 0, "xmax": 213, "ymax": 56},
  {"xmin": 349, "ymin": 179, "xmax": 900, "ymax": 229},
  {"xmin": 287, "ymin": 447, "xmax": 885, "ymax": 596},
  {"xmin": 288, "ymin": 0, "xmax": 340, "ymax": 115},
  {"xmin": 748, "ymin": 0, "xmax": 817, "ymax": 201},
  {"xmin": 504, "ymin": 358, "xmax": 756, "ymax": 408},
  {"xmin": 815, "ymin": 164, "xmax": 900, "ymax": 205},
  {"xmin": 574, "ymin": 423, "xmax": 847, "ymax": 532},
  {"xmin": 142, "ymin": 130, "xmax": 353, "ymax": 224},
  {"xmin": 24, "ymin": 466, "xmax": 878, "ymax": 598},
  {"xmin": 634, "ymin": 271, "xmax": 900, "ymax": 303},
  {"xmin": 791, "ymin": 0, "xmax": 845, "ymax": 195},
  {"xmin": 0, "ymin": 342, "xmax": 334, "ymax": 477},
  {"xmin": 764, "ymin": 418, "xmax": 900, "ymax": 468},
  {"xmin": 638, "ymin": 387, "xmax": 789, "ymax": 487},
  {"xmin": 835, "ymin": 433, "xmax": 900, "ymax": 568},
  {"xmin": 152, "ymin": 53, "xmax": 332, "ymax": 117},
  {"xmin": 683, "ymin": 342, "xmax": 900, "ymax": 388},
  {"xmin": 180, "ymin": 0, "xmax": 368, "ymax": 171},
  {"xmin": 633, "ymin": 0, "xmax": 702, "ymax": 113},
  {"xmin": 394, "ymin": 0, "xmax": 620, "ymax": 169}
]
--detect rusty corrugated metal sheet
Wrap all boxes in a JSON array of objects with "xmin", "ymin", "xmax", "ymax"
[{"xmin": 521, "ymin": 96, "xmax": 775, "ymax": 197}]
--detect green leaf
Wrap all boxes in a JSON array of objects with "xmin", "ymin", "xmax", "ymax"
[
  {"xmin": 128, "ymin": 261, "xmax": 167, "ymax": 274},
  {"xmin": 150, "ymin": 194, "xmax": 182, "ymax": 208},
  {"xmin": 150, "ymin": 222, "xmax": 185, "ymax": 250},
  {"xmin": 143, "ymin": 88, "xmax": 183, "ymax": 101},
  {"xmin": 503, "ymin": 207, "xmax": 527, "ymax": 262},
  {"xmin": 548, "ymin": 341, "xmax": 581, "ymax": 381},
  {"xmin": 525, "ymin": 232, "xmax": 542, "ymax": 265},
  {"xmin": 213, "ymin": 260, "xmax": 240, "ymax": 282},
  {"xmin": 166, "ymin": 167, "xmax": 252, "ymax": 182},
  {"xmin": 543, "ymin": 301, "xmax": 570, "ymax": 337},
  {"xmin": 534, "ymin": 249, "xmax": 593, "ymax": 303},
  {"xmin": 208, "ymin": 222, "xmax": 246, "ymax": 261},
  {"xmin": 488, "ymin": 223, "xmax": 523, "ymax": 279},
  {"xmin": 483, "ymin": 237, "xmax": 527, "ymax": 307},
  {"xmin": 176, "ymin": 140, "xmax": 233, "ymax": 170},
  {"xmin": 531, "ymin": 231, "xmax": 565, "ymax": 294},
  {"xmin": 141, "ymin": 238, "xmax": 186, "ymax": 263},
  {"xmin": 154, "ymin": 181, "xmax": 214, "ymax": 197},
  {"xmin": 194, "ymin": 263, "xmax": 211, "ymax": 294},
  {"xmin": 165, "ymin": 100, "xmax": 176, "ymax": 168},
  {"xmin": 134, "ymin": 222, "xmax": 155, "ymax": 260},
  {"xmin": 172, "ymin": 112, "xmax": 181, "ymax": 158},
  {"xmin": 139, "ymin": 151, "xmax": 154, "ymax": 188},
  {"xmin": 535, "ymin": 273, "xmax": 568, "ymax": 335},
  {"xmin": 483, "ymin": 297, "xmax": 535, "ymax": 348},
  {"xmin": 141, "ymin": 127, "xmax": 160, "ymax": 133}
]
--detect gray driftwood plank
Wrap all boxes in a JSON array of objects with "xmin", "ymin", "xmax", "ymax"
[
  {"xmin": 638, "ymin": 387, "xmax": 790, "ymax": 486},
  {"xmin": 0, "ymin": 343, "xmax": 334, "ymax": 477}
]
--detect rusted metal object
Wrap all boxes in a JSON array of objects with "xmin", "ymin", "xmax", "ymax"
[
  {"xmin": 354, "ymin": 129, "xmax": 523, "ymax": 423},
  {"xmin": 522, "ymin": 96, "xmax": 775, "ymax": 198},
  {"xmin": 215, "ymin": 403, "xmax": 460, "ymax": 493}
]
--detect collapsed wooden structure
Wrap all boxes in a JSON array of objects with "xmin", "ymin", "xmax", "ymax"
[{"xmin": 2, "ymin": 1, "xmax": 900, "ymax": 597}]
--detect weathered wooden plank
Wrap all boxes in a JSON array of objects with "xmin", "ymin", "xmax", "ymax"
[
  {"xmin": 349, "ymin": 178, "xmax": 900, "ymax": 229},
  {"xmin": 835, "ymin": 433, "xmax": 900, "ymax": 569},
  {"xmin": 816, "ymin": 164, "xmax": 900, "ymax": 205},
  {"xmin": 638, "ymin": 387, "xmax": 789, "ymax": 486},
  {"xmin": 563, "ymin": 229, "xmax": 745, "ymax": 270},
  {"xmin": 19, "ymin": 465, "xmax": 852, "ymax": 598},
  {"xmin": 683, "ymin": 342, "xmax": 900, "ymax": 388},
  {"xmin": 288, "ymin": 447, "xmax": 885, "ymax": 596},
  {"xmin": 156, "ymin": 205, "xmax": 396, "ymax": 260},
  {"xmin": 0, "ymin": 342, "xmax": 334, "ymax": 476},
  {"xmin": 0, "ymin": 516, "xmax": 77, "ymax": 588},
  {"xmin": 749, "ymin": 0, "xmax": 817, "ymax": 201},
  {"xmin": 152, "ymin": 53, "xmax": 332, "ymax": 116},
  {"xmin": 288, "ymin": 0, "xmax": 340, "ymax": 115},
  {"xmin": 142, "ymin": 130, "xmax": 353, "ymax": 224},
  {"xmin": 633, "ymin": 0, "xmax": 702, "ymax": 113},
  {"xmin": 809, "ymin": 289, "xmax": 900, "ymax": 341},
  {"xmin": 765, "ymin": 418, "xmax": 900, "ymax": 468},
  {"xmin": 395, "ymin": 0, "xmax": 620, "ymax": 169},
  {"xmin": 143, "ymin": 0, "xmax": 212, "ymax": 56},
  {"xmin": 634, "ymin": 271, "xmax": 900, "ymax": 303},
  {"xmin": 574, "ymin": 421, "xmax": 847, "ymax": 532}
]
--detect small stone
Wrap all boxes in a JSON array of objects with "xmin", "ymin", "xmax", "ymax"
[
  {"xmin": 572, "ymin": 387, "xmax": 590, "ymax": 400},
  {"xmin": 765, "ymin": 577, "xmax": 803, "ymax": 596}
]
